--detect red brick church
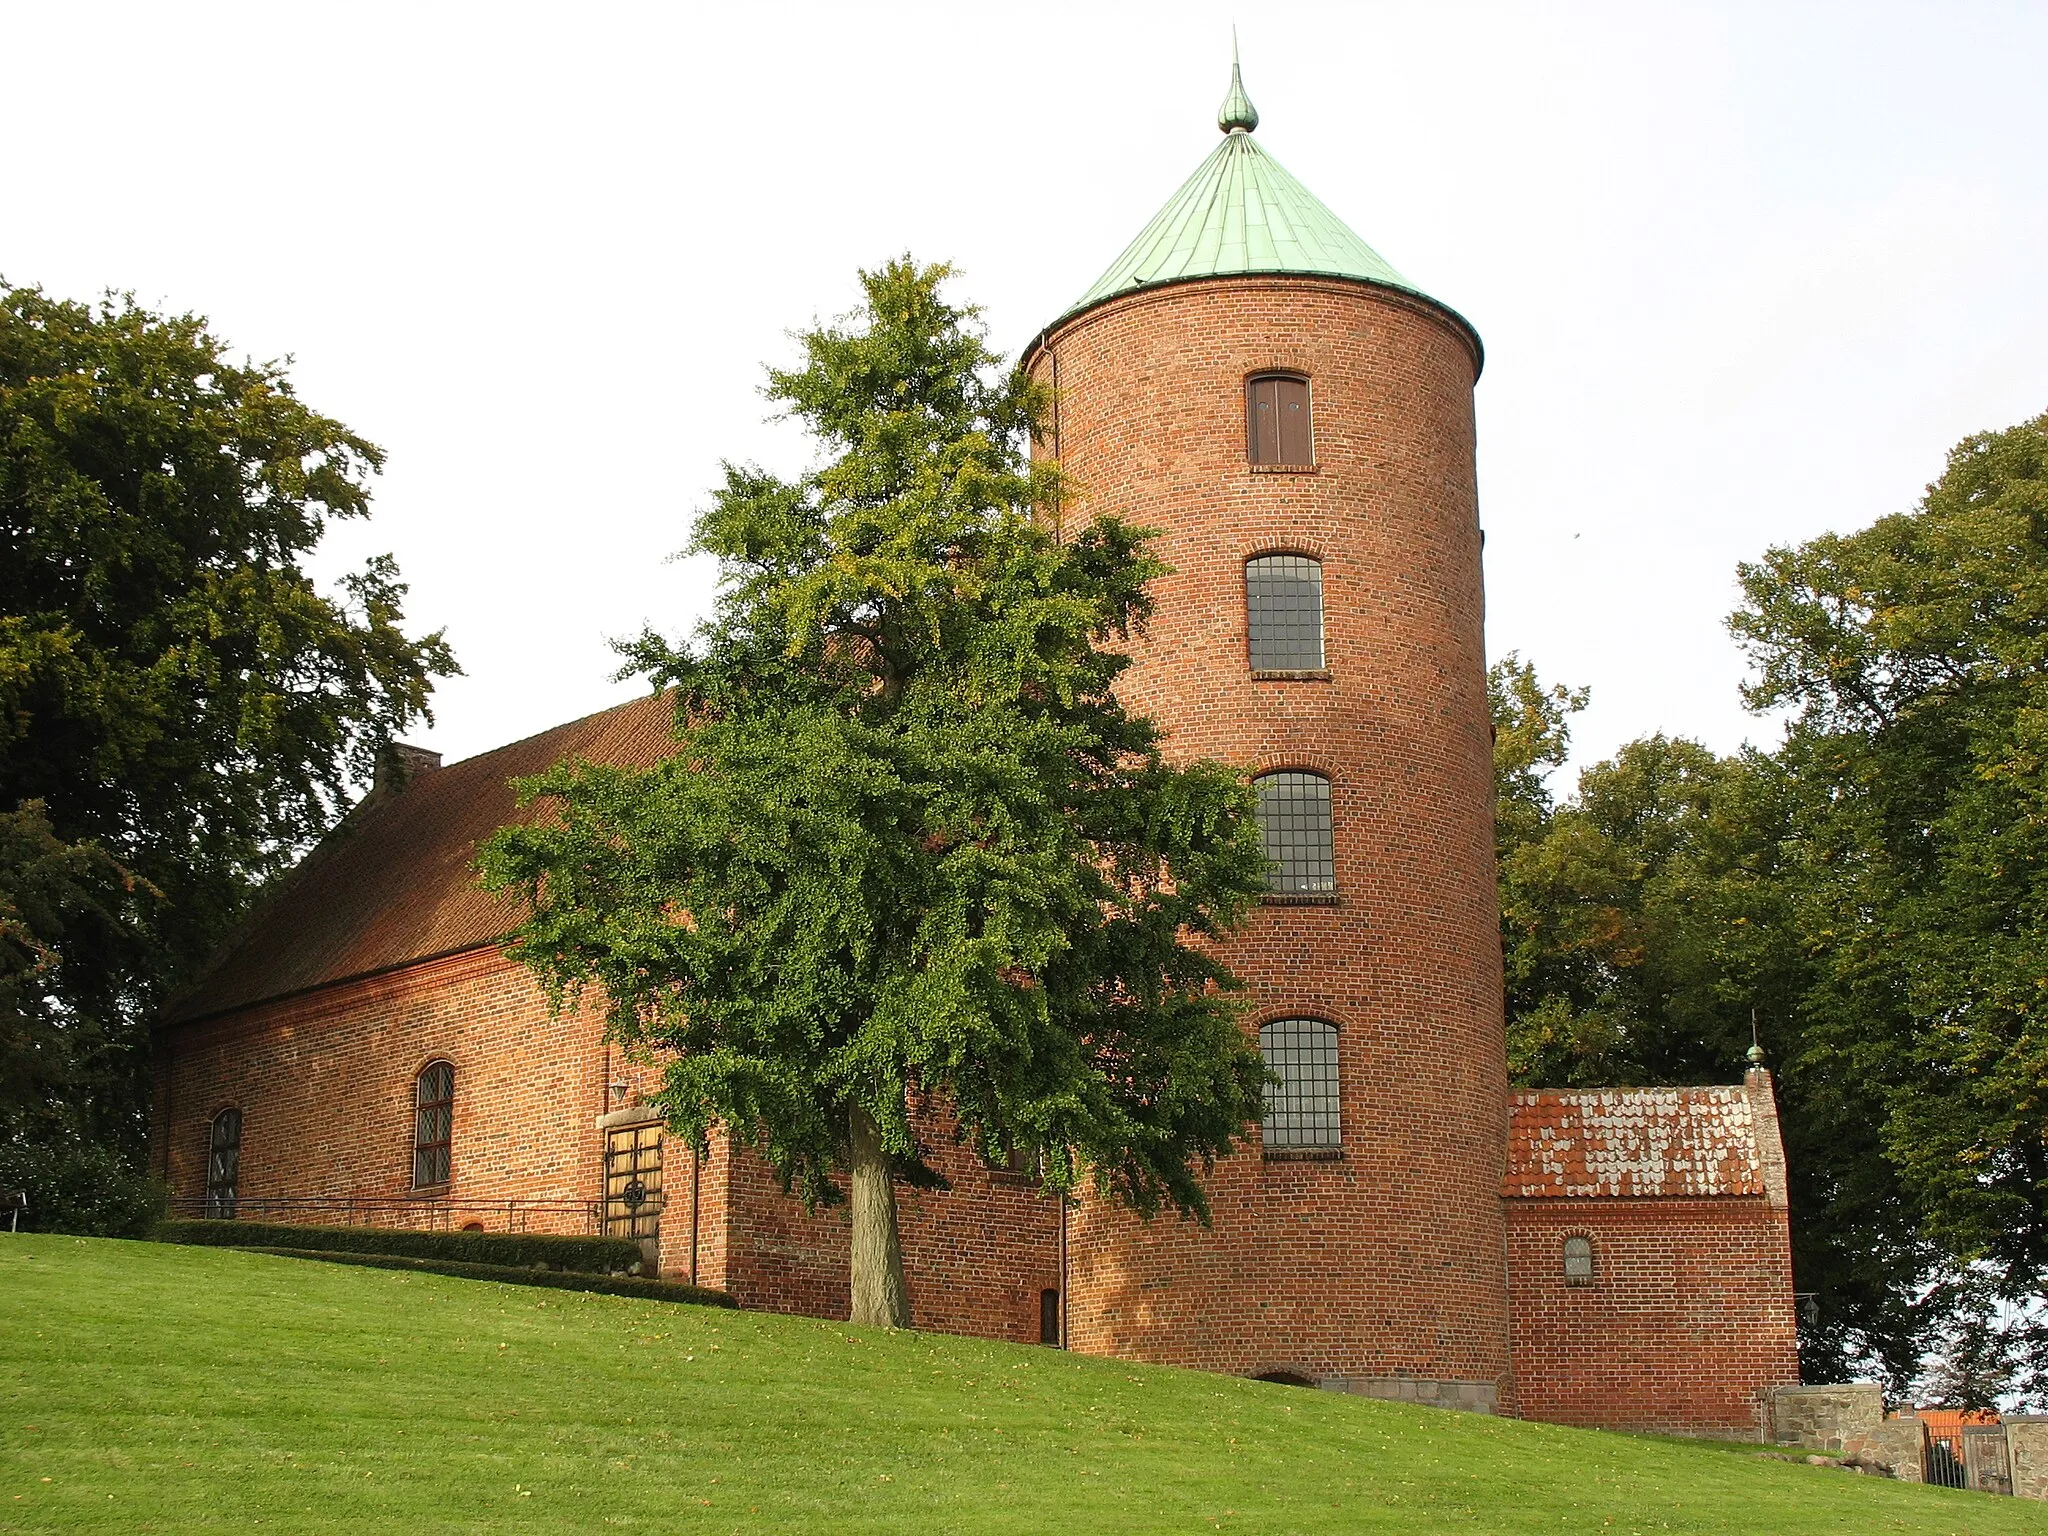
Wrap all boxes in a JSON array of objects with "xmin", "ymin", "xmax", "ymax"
[{"xmin": 153, "ymin": 63, "xmax": 1799, "ymax": 1436}]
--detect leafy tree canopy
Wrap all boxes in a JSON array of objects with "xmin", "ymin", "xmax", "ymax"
[
  {"xmin": 1, "ymin": 281, "xmax": 455, "ymax": 1214},
  {"xmin": 1734, "ymin": 411, "xmax": 2048, "ymax": 1291},
  {"xmin": 482, "ymin": 259, "xmax": 1269, "ymax": 1326}
]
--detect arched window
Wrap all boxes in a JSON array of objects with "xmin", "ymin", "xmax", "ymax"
[
  {"xmin": 1245, "ymin": 554, "xmax": 1325, "ymax": 671},
  {"xmin": 413, "ymin": 1061, "xmax": 454, "ymax": 1189},
  {"xmin": 205, "ymin": 1108, "xmax": 241, "ymax": 1220},
  {"xmin": 1563, "ymin": 1234, "xmax": 1595, "ymax": 1286},
  {"xmin": 1253, "ymin": 771, "xmax": 1335, "ymax": 894},
  {"xmin": 1246, "ymin": 374, "xmax": 1312, "ymax": 466},
  {"xmin": 1259, "ymin": 1018, "xmax": 1340, "ymax": 1151}
]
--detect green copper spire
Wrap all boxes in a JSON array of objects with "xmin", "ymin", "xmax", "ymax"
[
  {"xmin": 1050, "ymin": 51, "xmax": 1480, "ymax": 368},
  {"xmin": 1218, "ymin": 36, "xmax": 1258, "ymax": 133}
]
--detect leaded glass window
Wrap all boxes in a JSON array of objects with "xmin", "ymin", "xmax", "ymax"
[
  {"xmin": 1254, "ymin": 771, "xmax": 1335, "ymax": 893},
  {"xmin": 413, "ymin": 1061, "xmax": 454, "ymax": 1188},
  {"xmin": 1260, "ymin": 1018, "xmax": 1340, "ymax": 1150},
  {"xmin": 205, "ymin": 1108, "xmax": 241, "ymax": 1219},
  {"xmin": 1246, "ymin": 554, "xmax": 1325, "ymax": 671},
  {"xmin": 1563, "ymin": 1235, "xmax": 1595, "ymax": 1285}
]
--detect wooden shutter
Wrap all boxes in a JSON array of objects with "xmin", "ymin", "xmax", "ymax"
[
  {"xmin": 1247, "ymin": 375, "xmax": 1311, "ymax": 465},
  {"xmin": 1247, "ymin": 376, "xmax": 1280, "ymax": 463},
  {"xmin": 1276, "ymin": 376, "xmax": 1311, "ymax": 465}
]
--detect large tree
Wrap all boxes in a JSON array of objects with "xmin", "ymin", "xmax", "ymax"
[
  {"xmin": 482, "ymin": 259, "xmax": 1269, "ymax": 1327},
  {"xmin": 1, "ymin": 282, "xmax": 455, "ymax": 1223},
  {"xmin": 1734, "ymin": 409, "xmax": 2048, "ymax": 1303}
]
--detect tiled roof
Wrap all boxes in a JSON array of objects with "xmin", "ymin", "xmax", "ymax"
[
  {"xmin": 164, "ymin": 691, "xmax": 678, "ymax": 1024},
  {"xmin": 1051, "ymin": 58, "xmax": 1479, "ymax": 369},
  {"xmin": 1504, "ymin": 1086, "xmax": 1766, "ymax": 1199}
]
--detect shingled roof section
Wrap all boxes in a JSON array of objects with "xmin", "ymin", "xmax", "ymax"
[
  {"xmin": 1504, "ymin": 1086, "xmax": 1766, "ymax": 1199},
  {"xmin": 164, "ymin": 690, "xmax": 679, "ymax": 1026}
]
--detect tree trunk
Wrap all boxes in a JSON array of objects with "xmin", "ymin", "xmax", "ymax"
[{"xmin": 846, "ymin": 1104, "xmax": 913, "ymax": 1329}]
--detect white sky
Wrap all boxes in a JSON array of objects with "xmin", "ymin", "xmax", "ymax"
[{"xmin": 9, "ymin": 2, "xmax": 2047, "ymax": 783}]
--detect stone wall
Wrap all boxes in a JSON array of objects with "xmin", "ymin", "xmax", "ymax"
[
  {"xmin": 2008, "ymin": 1420, "xmax": 2048, "ymax": 1500},
  {"xmin": 1766, "ymin": 1384, "xmax": 1885, "ymax": 1451}
]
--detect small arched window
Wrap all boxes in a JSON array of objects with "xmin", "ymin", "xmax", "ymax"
[
  {"xmin": 1260, "ymin": 1017, "xmax": 1340, "ymax": 1151},
  {"xmin": 1253, "ymin": 771, "xmax": 1335, "ymax": 894},
  {"xmin": 1563, "ymin": 1234, "xmax": 1595, "ymax": 1286},
  {"xmin": 1245, "ymin": 554, "xmax": 1325, "ymax": 671},
  {"xmin": 205, "ymin": 1108, "xmax": 241, "ymax": 1220},
  {"xmin": 413, "ymin": 1061, "xmax": 454, "ymax": 1189},
  {"xmin": 1247, "ymin": 374, "xmax": 1311, "ymax": 466}
]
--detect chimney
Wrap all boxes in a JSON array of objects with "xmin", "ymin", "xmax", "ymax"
[{"xmin": 374, "ymin": 741, "xmax": 443, "ymax": 797}]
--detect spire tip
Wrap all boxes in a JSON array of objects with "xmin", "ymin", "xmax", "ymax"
[{"xmin": 1218, "ymin": 35, "xmax": 1259, "ymax": 134}]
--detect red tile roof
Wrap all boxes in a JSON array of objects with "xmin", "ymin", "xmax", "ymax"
[
  {"xmin": 1505, "ymin": 1086, "xmax": 1766, "ymax": 1199},
  {"xmin": 164, "ymin": 691, "xmax": 678, "ymax": 1024}
]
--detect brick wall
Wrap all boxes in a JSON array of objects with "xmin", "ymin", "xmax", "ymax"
[
  {"xmin": 1027, "ymin": 276, "xmax": 1514, "ymax": 1397},
  {"xmin": 156, "ymin": 947, "xmax": 609, "ymax": 1229},
  {"xmin": 1504, "ymin": 1196, "xmax": 1798, "ymax": 1434}
]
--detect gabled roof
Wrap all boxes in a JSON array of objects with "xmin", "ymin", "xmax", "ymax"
[
  {"xmin": 164, "ymin": 691, "xmax": 678, "ymax": 1025},
  {"xmin": 1505, "ymin": 1086, "xmax": 1768, "ymax": 1199},
  {"xmin": 1049, "ymin": 58, "xmax": 1479, "ymax": 367}
]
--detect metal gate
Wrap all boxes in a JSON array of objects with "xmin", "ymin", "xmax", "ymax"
[
  {"xmin": 1926, "ymin": 1439, "xmax": 1967, "ymax": 1489},
  {"xmin": 603, "ymin": 1121, "xmax": 664, "ymax": 1242}
]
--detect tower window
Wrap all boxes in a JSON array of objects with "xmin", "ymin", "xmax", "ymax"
[
  {"xmin": 1247, "ymin": 374, "xmax": 1312, "ymax": 466},
  {"xmin": 1563, "ymin": 1235, "xmax": 1595, "ymax": 1285},
  {"xmin": 1253, "ymin": 771, "xmax": 1335, "ymax": 894},
  {"xmin": 205, "ymin": 1108, "xmax": 241, "ymax": 1220},
  {"xmin": 1259, "ymin": 1017, "xmax": 1340, "ymax": 1151},
  {"xmin": 413, "ymin": 1061, "xmax": 454, "ymax": 1189},
  {"xmin": 1246, "ymin": 554, "xmax": 1325, "ymax": 671}
]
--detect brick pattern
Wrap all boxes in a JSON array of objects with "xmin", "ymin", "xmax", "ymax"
[
  {"xmin": 156, "ymin": 948, "xmax": 610, "ymax": 1228},
  {"xmin": 1028, "ymin": 276, "xmax": 1514, "ymax": 1395},
  {"xmin": 1504, "ymin": 1197, "xmax": 1798, "ymax": 1434}
]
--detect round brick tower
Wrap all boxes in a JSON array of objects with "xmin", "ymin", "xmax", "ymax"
[{"xmin": 1026, "ymin": 61, "xmax": 1513, "ymax": 1405}]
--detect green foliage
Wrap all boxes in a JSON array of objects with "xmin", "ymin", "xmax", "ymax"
[
  {"xmin": 1734, "ymin": 411, "xmax": 2048, "ymax": 1291},
  {"xmin": 154, "ymin": 1219, "xmax": 644, "ymax": 1275},
  {"xmin": 0, "ymin": 1125, "xmax": 163, "ymax": 1236},
  {"xmin": 0, "ymin": 280, "xmax": 456, "ymax": 1226},
  {"xmin": 483, "ymin": 259, "xmax": 1269, "ymax": 1230},
  {"xmin": 10, "ymin": 1234, "xmax": 2041, "ymax": 1535},
  {"xmin": 1489, "ymin": 669, "xmax": 1928, "ymax": 1386}
]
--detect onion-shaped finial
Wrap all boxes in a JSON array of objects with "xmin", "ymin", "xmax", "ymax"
[{"xmin": 1218, "ymin": 37, "xmax": 1259, "ymax": 134}]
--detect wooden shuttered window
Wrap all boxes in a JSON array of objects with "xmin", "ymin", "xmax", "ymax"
[{"xmin": 1247, "ymin": 374, "xmax": 1312, "ymax": 466}]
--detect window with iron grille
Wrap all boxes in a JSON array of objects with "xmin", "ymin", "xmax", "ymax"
[
  {"xmin": 1563, "ymin": 1234, "xmax": 1595, "ymax": 1285},
  {"xmin": 1259, "ymin": 1018, "xmax": 1340, "ymax": 1150},
  {"xmin": 413, "ymin": 1061, "xmax": 454, "ymax": 1189},
  {"xmin": 1246, "ymin": 374, "xmax": 1312, "ymax": 466},
  {"xmin": 1254, "ymin": 771, "xmax": 1335, "ymax": 893},
  {"xmin": 205, "ymin": 1108, "xmax": 241, "ymax": 1219},
  {"xmin": 1246, "ymin": 554, "xmax": 1325, "ymax": 671}
]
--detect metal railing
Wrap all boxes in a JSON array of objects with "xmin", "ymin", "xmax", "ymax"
[{"xmin": 166, "ymin": 1195, "xmax": 602, "ymax": 1235}]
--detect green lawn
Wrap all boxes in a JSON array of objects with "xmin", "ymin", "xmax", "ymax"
[{"xmin": 2, "ymin": 1236, "xmax": 2039, "ymax": 1533}]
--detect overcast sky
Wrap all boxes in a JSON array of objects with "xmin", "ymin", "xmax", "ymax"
[{"xmin": 10, "ymin": 2, "xmax": 2047, "ymax": 785}]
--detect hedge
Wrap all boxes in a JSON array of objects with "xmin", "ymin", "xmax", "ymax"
[
  {"xmin": 153, "ymin": 1220, "xmax": 645, "ymax": 1275},
  {"xmin": 245, "ymin": 1248, "xmax": 737, "ymax": 1308}
]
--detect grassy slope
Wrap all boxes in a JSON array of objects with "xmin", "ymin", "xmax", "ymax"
[{"xmin": 2, "ymin": 1237, "xmax": 2039, "ymax": 1534}]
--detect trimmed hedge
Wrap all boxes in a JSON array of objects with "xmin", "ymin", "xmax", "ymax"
[
  {"xmin": 153, "ymin": 1220, "xmax": 644, "ymax": 1275},
  {"xmin": 245, "ymin": 1247, "xmax": 737, "ymax": 1308}
]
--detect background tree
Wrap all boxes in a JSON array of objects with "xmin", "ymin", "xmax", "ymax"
[
  {"xmin": 482, "ymin": 259, "xmax": 1269, "ymax": 1327},
  {"xmin": 1491, "ymin": 666, "xmax": 1932, "ymax": 1386},
  {"xmin": 1733, "ymin": 408, "xmax": 2048, "ymax": 1385},
  {"xmin": 0, "ymin": 281, "xmax": 455, "ymax": 1227}
]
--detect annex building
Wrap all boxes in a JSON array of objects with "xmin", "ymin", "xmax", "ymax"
[{"xmin": 154, "ymin": 65, "xmax": 1800, "ymax": 1436}]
